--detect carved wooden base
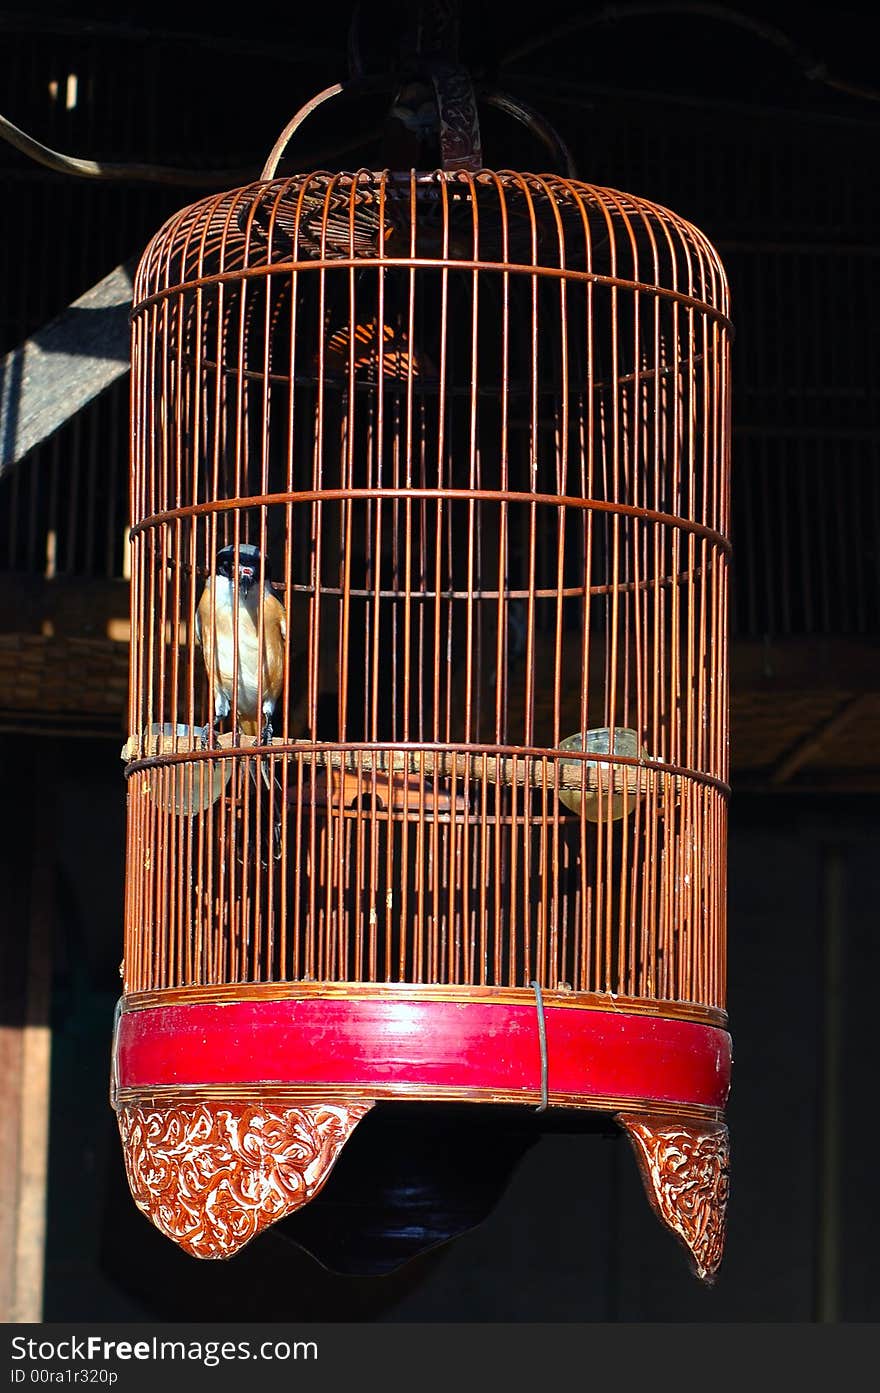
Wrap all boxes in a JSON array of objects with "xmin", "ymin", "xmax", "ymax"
[
  {"xmin": 117, "ymin": 1098, "xmax": 373, "ymax": 1259},
  {"xmin": 616, "ymin": 1111, "xmax": 730, "ymax": 1283}
]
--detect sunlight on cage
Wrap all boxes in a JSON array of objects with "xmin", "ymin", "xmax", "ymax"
[{"xmin": 122, "ymin": 170, "xmax": 730, "ymax": 1007}]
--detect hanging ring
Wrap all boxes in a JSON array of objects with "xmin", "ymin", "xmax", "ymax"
[
  {"xmin": 261, "ymin": 83, "xmax": 347, "ymax": 181},
  {"xmin": 479, "ymin": 88, "xmax": 578, "ymax": 178},
  {"xmin": 260, "ymin": 80, "xmax": 393, "ymax": 181},
  {"xmin": 260, "ymin": 78, "xmax": 577, "ymax": 181},
  {"xmin": 261, "ymin": 75, "xmax": 398, "ymax": 182}
]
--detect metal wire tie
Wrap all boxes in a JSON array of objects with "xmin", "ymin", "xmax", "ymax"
[{"xmin": 530, "ymin": 979, "xmax": 549, "ymax": 1112}]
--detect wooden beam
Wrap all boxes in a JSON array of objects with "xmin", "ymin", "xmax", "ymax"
[
  {"xmin": 769, "ymin": 693, "xmax": 868, "ymax": 784},
  {"xmin": 735, "ymin": 770, "xmax": 880, "ymax": 795},
  {"xmin": 731, "ymin": 638, "xmax": 880, "ymax": 692},
  {"xmin": 0, "ymin": 262, "xmax": 134, "ymax": 475},
  {"xmin": 0, "ymin": 573, "xmax": 130, "ymax": 636}
]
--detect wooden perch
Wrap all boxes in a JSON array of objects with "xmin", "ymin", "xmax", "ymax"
[{"xmin": 123, "ymin": 727, "xmax": 655, "ymax": 795}]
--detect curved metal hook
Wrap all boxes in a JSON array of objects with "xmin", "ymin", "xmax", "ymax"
[
  {"xmin": 260, "ymin": 79, "xmax": 577, "ymax": 182},
  {"xmin": 260, "ymin": 84, "xmax": 347, "ymax": 181},
  {"xmin": 479, "ymin": 88, "xmax": 578, "ymax": 178},
  {"xmin": 261, "ymin": 80, "xmax": 397, "ymax": 181}
]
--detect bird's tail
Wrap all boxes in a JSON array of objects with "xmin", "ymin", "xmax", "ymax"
[
  {"xmin": 239, "ymin": 717, "xmax": 275, "ymax": 791},
  {"xmin": 243, "ymin": 762, "xmax": 283, "ymax": 862},
  {"xmin": 238, "ymin": 721, "xmax": 283, "ymax": 860}
]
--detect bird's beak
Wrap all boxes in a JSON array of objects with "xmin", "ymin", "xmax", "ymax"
[{"xmin": 239, "ymin": 565, "xmax": 255, "ymax": 596}]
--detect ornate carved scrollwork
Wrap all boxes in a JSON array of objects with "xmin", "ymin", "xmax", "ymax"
[
  {"xmin": 431, "ymin": 68, "xmax": 483, "ymax": 171},
  {"xmin": 117, "ymin": 1098, "xmax": 373, "ymax": 1259},
  {"xmin": 616, "ymin": 1112, "xmax": 730, "ymax": 1283}
]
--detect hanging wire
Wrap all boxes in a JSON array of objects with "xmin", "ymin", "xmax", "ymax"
[
  {"xmin": 500, "ymin": 2, "xmax": 880, "ymax": 105},
  {"xmin": 531, "ymin": 980, "xmax": 549, "ymax": 1111}
]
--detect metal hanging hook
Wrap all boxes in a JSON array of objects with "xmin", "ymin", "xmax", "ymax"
[
  {"xmin": 479, "ymin": 89, "xmax": 577, "ymax": 179},
  {"xmin": 261, "ymin": 79, "xmax": 576, "ymax": 181},
  {"xmin": 260, "ymin": 83, "xmax": 349, "ymax": 181},
  {"xmin": 260, "ymin": 0, "xmax": 575, "ymax": 180}
]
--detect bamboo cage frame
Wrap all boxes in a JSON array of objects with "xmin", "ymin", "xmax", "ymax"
[{"xmin": 123, "ymin": 167, "xmax": 731, "ymax": 1011}]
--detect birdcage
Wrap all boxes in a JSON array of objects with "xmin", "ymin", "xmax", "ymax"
[{"xmin": 112, "ymin": 71, "xmax": 732, "ymax": 1281}]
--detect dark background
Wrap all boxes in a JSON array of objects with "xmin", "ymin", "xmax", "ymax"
[{"xmin": 1, "ymin": 0, "xmax": 879, "ymax": 1321}]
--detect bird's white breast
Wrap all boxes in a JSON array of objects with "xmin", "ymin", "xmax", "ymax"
[{"xmin": 209, "ymin": 578, "xmax": 265, "ymax": 718}]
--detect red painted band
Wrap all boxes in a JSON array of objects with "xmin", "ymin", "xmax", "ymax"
[{"xmin": 116, "ymin": 996, "xmax": 731, "ymax": 1109}]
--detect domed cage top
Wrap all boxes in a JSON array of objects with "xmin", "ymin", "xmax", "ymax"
[{"xmin": 114, "ymin": 135, "xmax": 732, "ymax": 1279}]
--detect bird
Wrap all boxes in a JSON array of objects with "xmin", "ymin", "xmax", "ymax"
[
  {"xmin": 195, "ymin": 542, "xmax": 286, "ymax": 744},
  {"xmin": 195, "ymin": 542, "xmax": 287, "ymax": 859}
]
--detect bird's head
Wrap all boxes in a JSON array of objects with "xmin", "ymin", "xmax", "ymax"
[{"xmin": 215, "ymin": 543, "xmax": 268, "ymax": 598}]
